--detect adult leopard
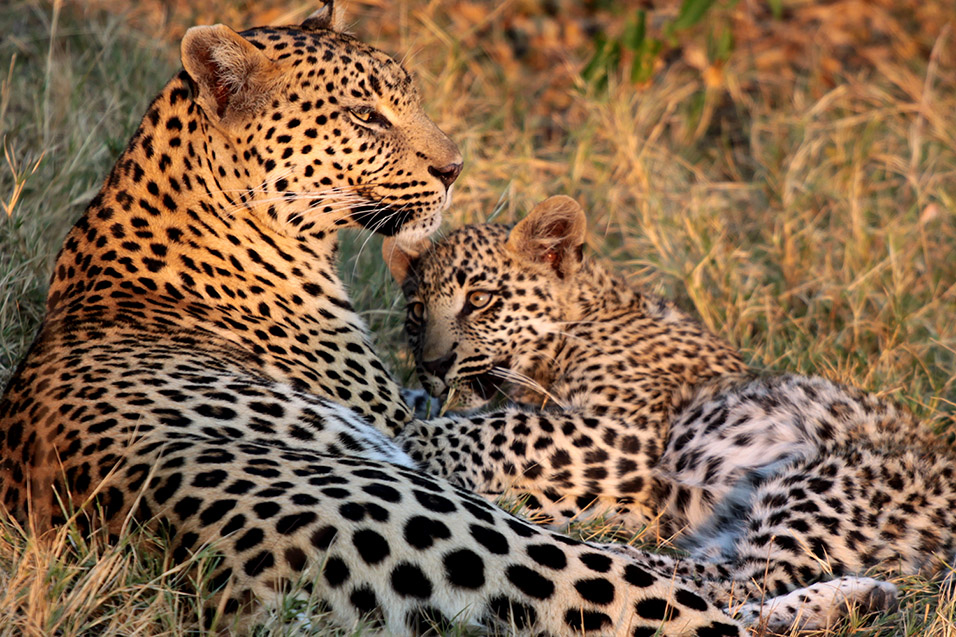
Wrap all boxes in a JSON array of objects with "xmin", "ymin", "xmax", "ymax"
[
  {"xmin": 386, "ymin": 195, "xmax": 950, "ymax": 631},
  {"xmin": 0, "ymin": 5, "xmax": 754, "ymax": 635}
]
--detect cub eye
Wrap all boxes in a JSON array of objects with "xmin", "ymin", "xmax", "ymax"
[
  {"xmin": 407, "ymin": 301, "xmax": 425, "ymax": 321},
  {"xmin": 466, "ymin": 290, "xmax": 493, "ymax": 310},
  {"xmin": 348, "ymin": 107, "xmax": 390, "ymax": 128}
]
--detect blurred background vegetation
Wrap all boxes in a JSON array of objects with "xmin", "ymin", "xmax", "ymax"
[{"xmin": 0, "ymin": 0, "xmax": 954, "ymax": 634}]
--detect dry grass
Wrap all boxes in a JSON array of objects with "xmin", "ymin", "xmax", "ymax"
[{"xmin": 1, "ymin": 0, "xmax": 954, "ymax": 634}]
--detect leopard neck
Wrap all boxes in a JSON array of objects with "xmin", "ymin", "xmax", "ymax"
[
  {"xmin": 43, "ymin": 71, "xmax": 411, "ymax": 434},
  {"xmin": 562, "ymin": 259, "xmax": 646, "ymax": 320},
  {"xmin": 560, "ymin": 257, "xmax": 747, "ymax": 394}
]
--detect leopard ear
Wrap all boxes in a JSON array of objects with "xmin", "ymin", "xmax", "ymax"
[
  {"xmin": 507, "ymin": 195, "xmax": 587, "ymax": 280},
  {"xmin": 383, "ymin": 237, "xmax": 430, "ymax": 289},
  {"xmin": 301, "ymin": 1, "xmax": 344, "ymax": 32},
  {"xmin": 181, "ymin": 25, "xmax": 279, "ymax": 124}
]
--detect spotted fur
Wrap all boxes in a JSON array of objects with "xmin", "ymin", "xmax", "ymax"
[
  {"xmin": 0, "ymin": 8, "xmax": 749, "ymax": 636},
  {"xmin": 389, "ymin": 195, "xmax": 951, "ymax": 628},
  {"xmin": 387, "ymin": 196, "xmax": 746, "ymax": 532}
]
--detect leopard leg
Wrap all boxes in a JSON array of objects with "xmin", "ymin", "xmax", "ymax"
[
  {"xmin": 396, "ymin": 407, "xmax": 664, "ymax": 530},
  {"xmin": 603, "ymin": 546, "xmax": 897, "ymax": 631},
  {"xmin": 737, "ymin": 576, "xmax": 898, "ymax": 631},
  {"xmin": 126, "ymin": 435, "xmax": 745, "ymax": 636}
]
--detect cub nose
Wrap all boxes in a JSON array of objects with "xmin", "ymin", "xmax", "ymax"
[
  {"xmin": 421, "ymin": 351, "xmax": 457, "ymax": 380},
  {"xmin": 428, "ymin": 162, "xmax": 463, "ymax": 189}
]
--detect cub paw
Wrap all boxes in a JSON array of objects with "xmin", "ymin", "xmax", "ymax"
[
  {"xmin": 739, "ymin": 576, "xmax": 898, "ymax": 631},
  {"xmin": 400, "ymin": 388, "xmax": 442, "ymax": 419}
]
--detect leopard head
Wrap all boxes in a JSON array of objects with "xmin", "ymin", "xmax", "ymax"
[
  {"xmin": 180, "ymin": 1, "xmax": 462, "ymax": 242},
  {"xmin": 385, "ymin": 196, "xmax": 588, "ymax": 408}
]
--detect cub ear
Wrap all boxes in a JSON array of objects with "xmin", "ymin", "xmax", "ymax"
[
  {"xmin": 301, "ymin": 1, "xmax": 345, "ymax": 32},
  {"xmin": 507, "ymin": 195, "xmax": 587, "ymax": 279},
  {"xmin": 181, "ymin": 24, "xmax": 279, "ymax": 124},
  {"xmin": 383, "ymin": 237, "xmax": 430, "ymax": 289}
]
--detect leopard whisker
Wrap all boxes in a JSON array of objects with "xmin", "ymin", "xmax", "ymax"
[
  {"xmin": 215, "ymin": 180, "xmax": 379, "ymax": 215},
  {"xmin": 219, "ymin": 193, "xmax": 372, "ymax": 220},
  {"xmin": 488, "ymin": 366, "xmax": 568, "ymax": 409},
  {"xmin": 349, "ymin": 207, "xmax": 401, "ymax": 278},
  {"xmin": 211, "ymin": 168, "xmax": 300, "ymax": 212},
  {"xmin": 352, "ymin": 202, "xmax": 413, "ymax": 276}
]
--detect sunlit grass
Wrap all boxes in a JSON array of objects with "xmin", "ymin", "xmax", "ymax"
[{"xmin": 1, "ymin": 0, "xmax": 954, "ymax": 634}]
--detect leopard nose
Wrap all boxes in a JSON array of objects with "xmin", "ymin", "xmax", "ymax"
[
  {"xmin": 421, "ymin": 352, "xmax": 457, "ymax": 380},
  {"xmin": 428, "ymin": 162, "xmax": 462, "ymax": 189}
]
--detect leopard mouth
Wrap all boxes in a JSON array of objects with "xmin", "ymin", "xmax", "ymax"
[
  {"xmin": 350, "ymin": 200, "xmax": 416, "ymax": 236},
  {"xmin": 461, "ymin": 369, "xmax": 505, "ymax": 401},
  {"xmin": 453, "ymin": 359, "xmax": 513, "ymax": 403}
]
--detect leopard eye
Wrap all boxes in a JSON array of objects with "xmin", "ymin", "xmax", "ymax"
[
  {"xmin": 348, "ymin": 107, "xmax": 390, "ymax": 128},
  {"xmin": 466, "ymin": 290, "xmax": 493, "ymax": 310},
  {"xmin": 407, "ymin": 301, "xmax": 425, "ymax": 321}
]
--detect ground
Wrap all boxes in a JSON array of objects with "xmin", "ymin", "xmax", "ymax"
[{"xmin": 0, "ymin": 0, "xmax": 953, "ymax": 635}]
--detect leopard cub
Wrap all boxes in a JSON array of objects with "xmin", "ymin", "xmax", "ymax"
[{"xmin": 387, "ymin": 195, "xmax": 954, "ymax": 625}]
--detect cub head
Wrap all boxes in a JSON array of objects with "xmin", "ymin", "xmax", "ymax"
[
  {"xmin": 385, "ymin": 195, "xmax": 587, "ymax": 408},
  {"xmin": 180, "ymin": 1, "xmax": 462, "ymax": 241}
]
